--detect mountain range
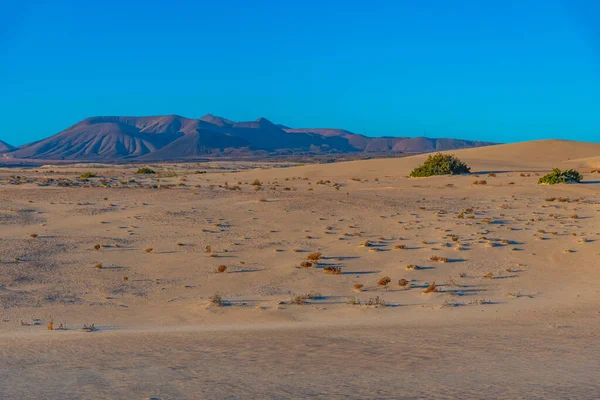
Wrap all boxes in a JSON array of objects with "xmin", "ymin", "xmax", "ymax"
[{"xmin": 0, "ymin": 114, "xmax": 495, "ymax": 162}]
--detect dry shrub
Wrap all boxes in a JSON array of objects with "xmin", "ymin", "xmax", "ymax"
[
  {"xmin": 300, "ymin": 261, "xmax": 313, "ymax": 268},
  {"xmin": 473, "ymin": 180, "xmax": 487, "ymax": 185},
  {"xmin": 204, "ymin": 245, "xmax": 212, "ymax": 253},
  {"xmin": 29, "ymin": 233, "xmax": 38, "ymax": 238},
  {"xmin": 394, "ymin": 244, "xmax": 406, "ymax": 250},
  {"xmin": 488, "ymin": 172, "xmax": 496, "ymax": 177},
  {"xmin": 94, "ymin": 244, "xmax": 101, "ymax": 251},
  {"xmin": 145, "ymin": 248, "xmax": 153, "ymax": 253},
  {"xmin": 324, "ymin": 266, "xmax": 341, "ymax": 275},
  {"xmin": 353, "ymin": 283, "xmax": 364, "ymax": 292},
  {"xmin": 398, "ymin": 278, "xmax": 410, "ymax": 287},
  {"xmin": 405, "ymin": 264, "xmax": 419, "ymax": 270},
  {"xmin": 430, "ymin": 255, "xmax": 449, "ymax": 263},
  {"xmin": 423, "ymin": 282, "xmax": 437, "ymax": 294},
  {"xmin": 217, "ymin": 265, "xmax": 227, "ymax": 273},
  {"xmin": 377, "ymin": 276, "xmax": 391, "ymax": 287},
  {"xmin": 306, "ymin": 251, "xmax": 322, "ymax": 261},
  {"xmin": 94, "ymin": 263, "xmax": 102, "ymax": 269},
  {"xmin": 484, "ymin": 272, "xmax": 494, "ymax": 279},
  {"xmin": 123, "ymin": 276, "xmax": 129, "ymax": 281},
  {"xmin": 365, "ymin": 296, "xmax": 386, "ymax": 306},
  {"xmin": 47, "ymin": 319, "xmax": 53, "ymax": 331}
]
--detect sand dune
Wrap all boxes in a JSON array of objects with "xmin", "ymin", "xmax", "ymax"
[{"xmin": 0, "ymin": 139, "xmax": 599, "ymax": 398}]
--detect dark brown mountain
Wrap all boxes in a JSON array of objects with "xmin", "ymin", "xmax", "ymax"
[
  {"xmin": 0, "ymin": 140, "xmax": 14, "ymax": 152},
  {"xmin": 4, "ymin": 114, "xmax": 496, "ymax": 161}
]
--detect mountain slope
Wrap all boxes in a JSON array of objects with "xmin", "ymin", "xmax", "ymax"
[{"xmin": 0, "ymin": 140, "xmax": 14, "ymax": 152}]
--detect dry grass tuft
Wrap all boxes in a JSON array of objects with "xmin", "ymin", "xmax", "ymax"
[
  {"xmin": 394, "ymin": 244, "xmax": 406, "ymax": 250},
  {"xmin": 398, "ymin": 278, "xmax": 410, "ymax": 287},
  {"xmin": 204, "ymin": 245, "xmax": 212, "ymax": 253},
  {"xmin": 353, "ymin": 283, "xmax": 364, "ymax": 292},
  {"xmin": 217, "ymin": 265, "xmax": 227, "ymax": 273},
  {"xmin": 365, "ymin": 296, "xmax": 386, "ymax": 306},
  {"xmin": 484, "ymin": 272, "xmax": 494, "ymax": 279},
  {"xmin": 306, "ymin": 251, "xmax": 322, "ymax": 261},
  {"xmin": 29, "ymin": 233, "xmax": 38, "ymax": 238},
  {"xmin": 473, "ymin": 180, "xmax": 487, "ymax": 185},
  {"xmin": 405, "ymin": 264, "xmax": 419, "ymax": 270},
  {"xmin": 94, "ymin": 244, "xmax": 101, "ymax": 251},
  {"xmin": 300, "ymin": 261, "xmax": 313, "ymax": 268},
  {"xmin": 94, "ymin": 263, "xmax": 102, "ymax": 269},
  {"xmin": 145, "ymin": 248, "xmax": 153, "ymax": 253}
]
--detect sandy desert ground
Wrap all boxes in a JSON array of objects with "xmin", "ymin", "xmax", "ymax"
[{"xmin": 1, "ymin": 139, "xmax": 599, "ymax": 399}]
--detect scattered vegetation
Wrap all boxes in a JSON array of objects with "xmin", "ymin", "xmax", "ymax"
[
  {"xmin": 410, "ymin": 153, "xmax": 470, "ymax": 177},
  {"xmin": 353, "ymin": 283, "xmax": 364, "ymax": 292},
  {"xmin": 291, "ymin": 292, "xmax": 321, "ymax": 305},
  {"xmin": 80, "ymin": 172, "xmax": 97, "ymax": 179},
  {"xmin": 217, "ymin": 265, "xmax": 227, "ymax": 273},
  {"xmin": 306, "ymin": 251, "xmax": 322, "ymax": 261}
]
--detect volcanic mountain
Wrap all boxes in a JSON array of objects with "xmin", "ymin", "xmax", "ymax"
[{"xmin": 4, "ymin": 114, "xmax": 495, "ymax": 161}]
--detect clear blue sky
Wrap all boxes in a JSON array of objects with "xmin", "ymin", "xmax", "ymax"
[{"xmin": 1, "ymin": 0, "xmax": 599, "ymax": 145}]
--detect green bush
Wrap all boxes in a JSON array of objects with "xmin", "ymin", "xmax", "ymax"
[
  {"xmin": 410, "ymin": 153, "xmax": 470, "ymax": 177},
  {"xmin": 80, "ymin": 172, "xmax": 96, "ymax": 179},
  {"xmin": 538, "ymin": 168, "xmax": 582, "ymax": 185},
  {"xmin": 136, "ymin": 167, "xmax": 156, "ymax": 174}
]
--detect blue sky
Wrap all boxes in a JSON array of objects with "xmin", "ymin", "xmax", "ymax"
[{"xmin": 1, "ymin": 0, "xmax": 599, "ymax": 145}]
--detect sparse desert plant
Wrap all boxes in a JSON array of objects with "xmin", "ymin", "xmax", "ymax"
[
  {"xmin": 80, "ymin": 172, "xmax": 96, "ymax": 179},
  {"xmin": 306, "ymin": 251, "xmax": 322, "ymax": 261},
  {"xmin": 205, "ymin": 245, "xmax": 212, "ymax": 253},
  {"xmin": 47, "ymin": 319, "xmax": 53, "ymax": 330},
  {"xmin": 398, "ymin": 278, "xmax": 410, "ymax": 287},
  {"xmin": 405, "ymin": 264, "xmax": 419, "ymax": 270},
  {"xmin": 300, "ymin": 261, "xmax": 313, "ymax": 268},
  {"xmin": 94, "ymin": 244, "xmax": 101, "ymax": 251},
  {"xmin": 136, "ymin": 167, "xmax": 156, "ymax": 174},
  {"xmin": 29, "ymin": 233, "xmax": 38, "ymax": 238},
  {"xmin": 488, "ymin": 172, "xmax": 496, "ymax": 177},
  {"xmin": 353, "ymin": 283, "xmax": 364, "ymax": 292},
  {"xmin": 291, "ymin": 292, "xmax": 321, "ymax": 305},
  {"xmin": 410, "ymin": 153, "xmax": 470, "ymax": 177},
  {"xmin": 472, "ymin": 179, "xmax": 487, "ymax": 185},
  {"xmin": 538, "ymin": 168, "xmax": 582, "ymax": 184},
  {"xmin": 484, "ymin": 272, "xmax": 494, "ymax": 279},
  {"xmin": 82, "ymin": 323, "xmax": 97, "ymax": 332},
  {"xmin": 94, "ymin": 263, "xmax": 102, "ymax": 269},
  {"xmin": 394, "ymin": 244, "xmax": 406, "ymax": 250},
  {"xmin": 423, "ymin": 282, "xmax": 438, "ymax": 294},
  {"xmin": 123, "ymin": 276, "xmax": 128, "ymax": 281},
  {"xmin": 145, "ymin": 248, "xmax": 153, "ymax": 253},
  {"xmin": 217, "ymin": 265, "xmax": 227, "ymax": 273},
  {"xmin": 377, "ymin": 276, "xmax": 391, "ymax": 287},
  {"xmin": 324, "ymin": 266, "xmax": 342, "ymax": 275}
]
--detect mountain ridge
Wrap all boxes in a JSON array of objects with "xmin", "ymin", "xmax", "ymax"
[{"xmin": 3, "ymin": 114, "xmax": 496, "ymax": 161}]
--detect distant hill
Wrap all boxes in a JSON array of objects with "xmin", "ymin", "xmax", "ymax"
[{"xmin": 4, "ymin": 114, "xmax": 496, "ymax": 161}]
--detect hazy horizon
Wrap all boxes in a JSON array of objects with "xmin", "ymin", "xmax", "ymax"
[{"xmin": 2, "ymin": 0, "xmax": 600, "ymax": 145}]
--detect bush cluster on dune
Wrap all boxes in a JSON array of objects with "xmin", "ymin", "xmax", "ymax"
[
  {"xmin": 410, "ymin": 153, "xmax": 470, "ymax": 177},
  {"xmin": 537, "ymin": 168, "xmax": 582, "ymax": 185}
]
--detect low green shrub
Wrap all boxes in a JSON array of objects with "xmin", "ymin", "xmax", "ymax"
[
  {"xmin": 410, "ymin": 153, "xmax": 470, "ymax": 177},
  {"xmin": 136, "ymin": 167, "xmax": 156, "ymax": 174},
  {"xmin": 538, "ymin": 168, "xmax": 582, "ymax": 185},
  {"xmin": 80, "ymin": 172, "xmax": 96, "ymax": 179}
]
